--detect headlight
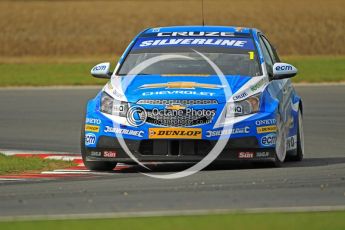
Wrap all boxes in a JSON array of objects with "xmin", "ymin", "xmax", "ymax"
[
  {"xmin": 100, "ymin": 92, "xmax": 128, "ymax": 117},
  {"xmin": 226, "ymin": 94, "xmax": 260, "ymax": 117}
]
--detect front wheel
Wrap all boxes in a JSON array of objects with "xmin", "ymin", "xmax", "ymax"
[
  {"xmin": 272, "ymin": 113, "xmax": 287, "ymax": 167},
  {"xmin": 80, "ymin": 117, "xmax": 117, "ymax": 171},
  {"xmin": 81, "ymin": 146, "xmax": 117, "ymax": 171}
]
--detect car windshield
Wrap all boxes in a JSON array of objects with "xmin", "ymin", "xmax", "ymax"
[{"xmin": 118, "ymin": 36, "xmax": 262, "ymax": 77}]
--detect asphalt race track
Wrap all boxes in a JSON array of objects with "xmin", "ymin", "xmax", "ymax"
[{"xmin": 0, "ymin": 85, "xmax": 344, "ymax": 217}]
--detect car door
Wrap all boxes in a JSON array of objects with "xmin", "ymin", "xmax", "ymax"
[{"xmin": 258, "ymin": 34, "xmax": 293, "ymax": 124}]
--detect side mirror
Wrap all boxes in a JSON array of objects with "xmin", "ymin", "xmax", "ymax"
[
  {"xmin": 272, "ymin": 63, "xmax": 297, "ymax": 80},
  {"xmin": 91, "ymin": 62, "xmax": 112, "ymax": 79}
]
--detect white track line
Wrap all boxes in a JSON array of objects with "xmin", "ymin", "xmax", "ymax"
[
  {"xmin": 0, "ymin": 178, "xmax": 27, "ymax": 181},
  {"xmin": 41, "ymin": 171, "xmax": 113, "ymax": 175},
  {"xmin": 45, "ymin": 156, "xmax": 81, "ymax": 161},
  {"xmin": 0, "ymin": 149, "xmax": 76, "ymax": 156},
  {"xmin": 50, "ymin": 169, "xmax": 91, "ymax": 172},
  {"xmin": 0, "ymin": 205, "xmax": 344, "ymax": 222}
]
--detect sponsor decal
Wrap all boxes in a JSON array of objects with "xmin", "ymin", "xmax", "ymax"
[
  {"xmin": 238, "ymin": 152, "xmax": 254, "ymax": 159},
  {"xmin": 86, "ymin": 118, "xmax": 101, "ymax": 125},
  {"xmin": 103, "ymin": 151, "xmax": 117, "ymax": 158},
  {"xmin": 156, "ymin": 31, "xmax": 234, "ymax": 37},
  {"xmin": 256, "ymin": 151, "xmax": 270, "ymax": 158},
  {"xmin": 233, "ymin": 91, "xmax": 248, "ymax": 101},
  {"xmin": 286, "ymin": 135, "xmax": 297, "ymax": 151},
  {"xmin": 90, "ymin": 151, "xmax": 102, "ymax": 157},
  {"xmin": 92, "ymin": 65, "xmax": 107, "ymax": 71},
  {"xmin": 257, "ymin": 125, "xmax": 277, "ymax": 133},
  {"xmin": 250, "ymin": 78, "xmax": 265, "ymax": 92},
  {"xmin": 233, "ymin": 104, "xmax": 244, "ymax": 115},
  {"xmin": 85, "ymin": 124, "xmax": 100, "ymax": 133},
  {"xmin": 276, "ymin": 65, "xmax": 293, "ymax": 71},
  {"xmin": 104, "ymin": 126, "xmax": 144, "ymax": 137},
  {"xmin": 140, "ymin": 82, "xmax": 224, "ymax": 89},
  {"xmin": 206, "ymin": 127, "xmax": 250, "ymax": 137},
  {"xmin": 142, "ymin": 91, "xmax": 215, "ymax": 96},
  {"xmin": 261, "ymin": 133, "xmax": 277, "ymax": 147},
  {"xmin": 255, "ymin": 119, "xmax": 276, "ymax": 126},
  {"xmin": 85, "ymin": 133, "xmax": 96, "ymax": 146},
  {"xmin": 133, "ymin": 37, "xmax": 254, "ymax": 50},
  {"xmin": 138, "ymin": 39, "xmax": 248, "ymax": 47},
  {"xmin": 149, "ymin": 128, "xmax": 202, "ymax": 139}
]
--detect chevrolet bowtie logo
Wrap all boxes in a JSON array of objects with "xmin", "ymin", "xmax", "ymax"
[
  {"xmin": 166, "ymin": 104, "xmax": 186, "ymax": 110},
  {"xmin": 139, "ymin": 82, "xmax": 224, "ymax": 89}
]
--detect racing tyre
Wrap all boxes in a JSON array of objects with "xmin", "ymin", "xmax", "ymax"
[
  {"xmin": 287, "ymin": 110, "xmax": 304, "ymax": 161},
  {"xmin": 80, "ymin": 114, "xmax": 117, "ymax": 171},
  {"xmin": 272, "ymin": 113, "xmax": 287, "ymax": 167}
]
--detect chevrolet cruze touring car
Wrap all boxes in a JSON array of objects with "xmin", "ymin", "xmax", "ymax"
[{"xmin": 81, "ymin": 26, "xmax": 304, "ymax": 171}]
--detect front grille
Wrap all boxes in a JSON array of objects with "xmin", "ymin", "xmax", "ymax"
[
  {"xmin": 137, "ymin": 99, "xmax": 218, "ymax": 106},
  {"xmin": 145, "ymin": 109, "xmax": 216, "ymax": 127}
]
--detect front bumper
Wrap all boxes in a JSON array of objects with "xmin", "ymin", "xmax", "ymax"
[
  {"xmin": 84, "ymin": 98, "xmax": 279, "ymax": 163},
  {"xmin": 85, "ymin": 136, "xmax": 276, "ymax": 163}
]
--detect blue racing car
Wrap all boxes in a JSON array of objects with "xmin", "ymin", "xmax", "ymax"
[{"xmin": 81, "ymin": 26, "xmax": 304, "ymax": 170}]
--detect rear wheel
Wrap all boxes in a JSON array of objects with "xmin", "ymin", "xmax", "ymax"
[
  {"xmin": 288, "ymin": 110, "xmax": 304, "ymax": 161},
  {"xmin": 81, "ymin": 116, "xmax": 117, "ymax": 171}
]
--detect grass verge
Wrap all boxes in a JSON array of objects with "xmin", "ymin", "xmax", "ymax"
[
  {"xmin": 0, "ymin": 56, "xmax": 344, "ymax": 86},
  {"xmin": 0, "ymin": 211, "xmax": 344, "ymax": 230},
  {"xmin": 284, "ymin": 56, "xmax": 345, "ymax": 83},
  {"xmin": 0, "ymin": 62, "xmax": 108, "ymax": 86},
  {"xmin": 0, "ymin": 153, "xmax": 76, "ymax": 175}
]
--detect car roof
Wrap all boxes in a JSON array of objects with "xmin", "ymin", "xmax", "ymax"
[{"xmin": 143, "ymin": 25, "xmax": 254, "ymax": 35}]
